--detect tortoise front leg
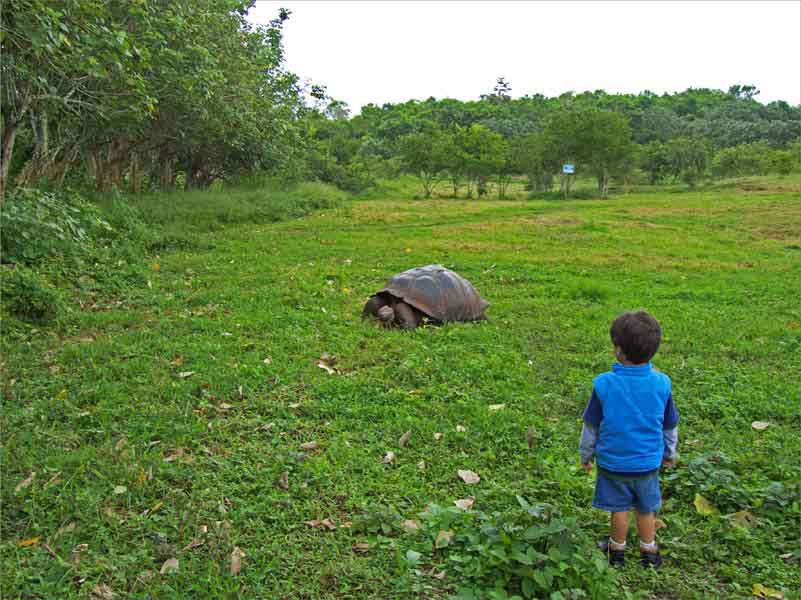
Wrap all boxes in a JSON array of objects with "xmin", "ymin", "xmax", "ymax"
[{"xmin": 394, "ymin": 301, "xmax": 421, "ymax": 330}]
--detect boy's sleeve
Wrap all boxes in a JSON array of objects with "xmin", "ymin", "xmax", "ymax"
[
  {"xmin": 662, "ymin": 393, "xmax": 679, "ymax": 430},
  {"xmin": 579, "ymin": 423, "xmax": 598, "ymax": 465},
  {"xmin": 583, "ymin": 389, "xmax": 603, "ymax": 428},
  {"xmin": 663, "ymin": 426, "xmax": 678, "ymax": 459},
  {"xmin": 579, "ymin": 388, "xmax": 603, "ymax": 464}
]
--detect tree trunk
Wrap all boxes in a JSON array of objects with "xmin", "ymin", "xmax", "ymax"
[{"xmin": 0, "ymin": 124, "xmax": 19, "ymax": 204}]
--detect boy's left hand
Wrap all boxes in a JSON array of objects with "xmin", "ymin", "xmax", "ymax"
[
  {"xmin": 581, "ymin": 462, "xmax": 593, "ymax": 473},
  {"xmin": 661, "ymin": 457, "xmax": 675, "ymax": 468}
]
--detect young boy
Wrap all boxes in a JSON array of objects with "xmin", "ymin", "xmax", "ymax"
[{"xmin": 579, "ymin": 311, "xmax": 679, "ymax": 569}]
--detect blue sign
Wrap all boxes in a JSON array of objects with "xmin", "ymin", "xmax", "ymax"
[{"xmin": 562, "ymin": 163, "xmax": 575, "ymax": 174}]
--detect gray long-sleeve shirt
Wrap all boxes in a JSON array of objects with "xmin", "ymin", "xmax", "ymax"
[{"xmin": 580, "ymin": 422, "xmax": 678, "ymax": 466}]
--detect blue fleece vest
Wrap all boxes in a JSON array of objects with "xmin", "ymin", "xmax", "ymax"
[{"xmin": 593, "ymin": 363, "xmax": 672, "ymax": 473}]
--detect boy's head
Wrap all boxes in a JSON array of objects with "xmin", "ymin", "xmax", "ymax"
[{"xmin": 610, "ymin": 311, "xmax": 661, "ymax": 364}]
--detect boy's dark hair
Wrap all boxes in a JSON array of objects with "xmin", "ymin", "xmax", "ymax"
[{"xmin": 610, "ymin": 311, "xmax": 662, "ymax": 364}]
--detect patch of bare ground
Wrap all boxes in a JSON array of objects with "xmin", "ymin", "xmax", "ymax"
[{"xmin": 737, "ymin": 182, "xmax": 800, "ymax": 193}]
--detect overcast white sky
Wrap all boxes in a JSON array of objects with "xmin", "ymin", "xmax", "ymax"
[{"xmin": 248, "ymin": 1, "xmax": 801, "ymax": 114}]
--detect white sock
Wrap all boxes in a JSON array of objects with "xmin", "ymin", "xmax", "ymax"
[
  {"xmin": 640, "ymin": 539, "xmax": 657, "ymax": 552},
  {"xmin": 610, "ymin": 537, "xmax": 626, "ymax": 549}
]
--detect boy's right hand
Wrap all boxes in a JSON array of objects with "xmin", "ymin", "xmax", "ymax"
[
  {"xmin": 661, "ymin": 457, "xmax": 675, "ymax": 468},
  {"xmin": 581, "ymin": 462, "xmax": 593, "ymax": 473}
]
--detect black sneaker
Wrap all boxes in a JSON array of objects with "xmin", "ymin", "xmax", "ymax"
[
  {"xmin": 640, "ymin": 549, "xmax": 663, "ymax": 569},
  {"xmin": 597, "ymin": 537, "xmax": 625, "ymax": 567}
]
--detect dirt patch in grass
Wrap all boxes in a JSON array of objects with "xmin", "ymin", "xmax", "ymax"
[
  {"xmin": 751, "ymin": 225, "xmax": 801, "ymax": 241},
  {"xmin": 737, "ymin": 182, "xmax": 801, "ymax": 193}
]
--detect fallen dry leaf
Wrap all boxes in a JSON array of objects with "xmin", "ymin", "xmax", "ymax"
[
  {"xmin": 288, "ymin": 402, "xmax": 301, "ymax": 409},
  {"xmin": 731, "ymin": 510, "xmax": 758, "ymax": 529},
  {"xmin": 752, "ymin": 583, "xmax": 784, "ymax": 599},
  {"xmin": 91, "ymin": 584, "xmax": 119, "ymax": 599},
  {"xmin": 305, "ymin": 518, "xmax": 336, "ymax": 531},
  {"xmin": 230, "ymin": 547, "xmax": 244, "ymax": 576},
  {"xmin": 455, "ymin": 425, "xmax": 466, "ymax": 433},
  {"xmin": 182, "ymin": 538, "xmax": 205, "ymax": 551},
  {"xmin": 300, "ymin": 441, "xmax": 319, "ymax": 452},
  {"xmin": 177, "ymin": 371, "xmax": 195, "ymax": 379},
  {"xmin": 317, "ymin": 362, "xmax": 336, "ymax": 375},
  {"xmin": 263, "ymin": 357, "xmax": 272, "ymax": 365},
  {"xmin": 457, "ymin": 469, "xmax": 480, "ymax": 484},
  {"xmin": 751, "ymin": 421, "xmax": 770, "ymax": 431},
  {"xmin": 160, "ymin": 558, "xmax": 179, "ymax": 575},
  {"xmin": 694, "ymin": 493, "xmax": 719, "ymax": 516},
  {"xmin": 218, "ymin": 403, "xmax": 233, "ymax": 411},
  {"xmin": 15, "ymin": 472, "xmax": 36, "ymax": 493},
  {"xmin": 381, "ymin": 451, "xmax": 396, "ymax": 464},
  {"xmin": 654, "ymin": 518, "xmax": 667, "ymax": 530},
  {"xmin": 114, "ymin": 437, "xmax": 127, "ymax": 451},
  {"xmin": 17, "ymin": 536, "xmax": 41, "ymax": 548},
  {"xmin": 432, "ymin": 570, "xmax": 446, "ymax": 580},
  {"xmin": 54, "ymin": 522, "xmax": 76, "ymax": 541},
  {"xmin": 433, "ymin": 432, "xmax": 443, "ymax": 441},
  {"xmin": 526, "ymin": 426, "xmax": 536, "ymax": 449},
  {"xmin": 113, "ymin": 485, "xmax": 127, "ymax": 495},
  {"xmin": 277, "ymin": 471, "xmax": 289, "ymax": 490},
  {"xmin": 435, "ymin": 530, "xmax": 454, "ymax": 549},
  {"xmin": 316, "ymin": 353, "xmax": 338, "ymax": 375},
  {"xmin": 454, "ymin": 497, "xmax": 475, "ymax": 511},
  {"xmin": 401, "ymin": 519, "xmax": 421, "ymax": 532},
  {"xmin": 488, "ymin": 404, "xmax": 506, "ymax": 412},
  {"xmin": 417, "ymin": 460, "xmax": 426, "ymax": 472},
  {"xmin": 352, "ymin": 542, "xmax": 370, "ymax": 553},
  {"xmin": 398, "ymin": 430, "xmax": 412, "ymax": 448},
  {"xmin": 163, "ymin": 448, "xmax": 185, "ymax": 462}
]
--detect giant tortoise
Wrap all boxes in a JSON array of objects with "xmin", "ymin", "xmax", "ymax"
[{"xmin": 362, "ymin": 264, "xmax": 489, "ymax": 329}]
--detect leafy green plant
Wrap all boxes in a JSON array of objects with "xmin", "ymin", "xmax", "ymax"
[
  {"xmin": 0, "ymin": 267, "xmax": 65, "ymax": 322},
  {"xmin": 406, "ymin": 497, "xmax": 616, "ymax": 600},
  {"xmin": 1, "ymin": 188, "xmax": 112, "ymax": 264}
]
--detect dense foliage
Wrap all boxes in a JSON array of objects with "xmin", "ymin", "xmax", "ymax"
[
  {"xmin": 1, "ymin": 0, "xmax": 305, "ymax": 197},
  {"xmin": 304, "ymin": 83, "xmax": 800, "ymax": 196},
  {"xmin": 3, "ymin": 4, "xmax": 798, "ymax": 201}
]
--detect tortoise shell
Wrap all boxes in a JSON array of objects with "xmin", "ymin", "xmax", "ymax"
[{"xmin": 376, "ymin": 264, "xmax": 489, "ymax": 322}]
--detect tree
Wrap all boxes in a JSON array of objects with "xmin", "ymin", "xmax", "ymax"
[
  {"xmin": 453, "ymin": 124, "xmax": 506, "ymax": 198},
  {"xmin": 481, "ymin": 77, "xmax": 512, "ymax": 104},
  {"xmin": 511, "ymin": 134, "xmax": 556, "ymax": 192},
  {"xmin": 543, "ymin": 108, "xmax": 633, "ymax": 198},
  {"xmin": 398, "ymin": 129, "xmax": 451, "ymax": 198},
  {"xmin": 2, "ymin": 1, "xmax": 304, "ymax": 197},
  {"xmin": 639, "ymin": 141, "xmax": 671, "ymax": 184},
  {"xmin": 665, "ymin": 137, "xmax": 710, "ymax": 187}
]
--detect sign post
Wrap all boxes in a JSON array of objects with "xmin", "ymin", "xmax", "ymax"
[{"xmin": 561, "ymin": 163, "xmax": 575, "ymax": 199}]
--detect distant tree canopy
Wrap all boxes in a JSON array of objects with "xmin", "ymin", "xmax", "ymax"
[
  {"xmin": 305, "ymin": 84, "xmax": 799, "ymax": 197},
  {"xmin": 3, "ymin": 0, "xmax": 799, "ymax": 203}
]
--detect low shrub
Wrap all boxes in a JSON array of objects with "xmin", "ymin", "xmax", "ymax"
[
  {"xmin": 0, "ymin": 267, "xmax": 65, "ymax": 323},
  {"xmin": 403, "ymin": 497, "xmax": 617, "ymax": 600},
  {"xmin": 1, "ymin": 188, "xmax": 113, "ymax": 264}
]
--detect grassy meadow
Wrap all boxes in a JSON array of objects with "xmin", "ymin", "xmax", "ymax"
[{"xmin": 2, "ymin": 176, "xmax": 800, "ymax": 599}]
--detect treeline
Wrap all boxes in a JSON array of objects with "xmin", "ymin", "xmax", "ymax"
[
  {"xmin": 3, "ymin": 3, "xmax": 799, "ymax": 202},
  {"xmin": 304, "ymin": 80, "xmax": 800, "ymax": 197},
  {"xmin": 1, "ymin": 0, "xmax": 310, "ymax": 201}
]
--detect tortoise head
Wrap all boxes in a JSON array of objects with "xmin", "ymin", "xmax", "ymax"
[{"xmin": 377, "ymin": 305, "xmax": 395, "ymax": 323}]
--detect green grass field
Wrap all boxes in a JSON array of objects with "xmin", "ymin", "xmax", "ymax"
[{"xmin": 2, "ymin": 177, "xmax": 800, "ymax": 599}]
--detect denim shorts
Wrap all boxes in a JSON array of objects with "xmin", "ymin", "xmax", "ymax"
[{"xmin": 592, "ymin": 469, "xmax": 661, "ymax": 513}]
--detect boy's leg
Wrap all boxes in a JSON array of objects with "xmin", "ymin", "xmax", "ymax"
[
  {"xmin": 635, "ymin": 511, "xmax": 656, "ymax": 549},
  {"xmin": 635, "ymin": 511, "xmax": 663, "ymax": 568},
  {"xmin": 610, "ymin": 511, "xmax": 629, "ymax": 548}
]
